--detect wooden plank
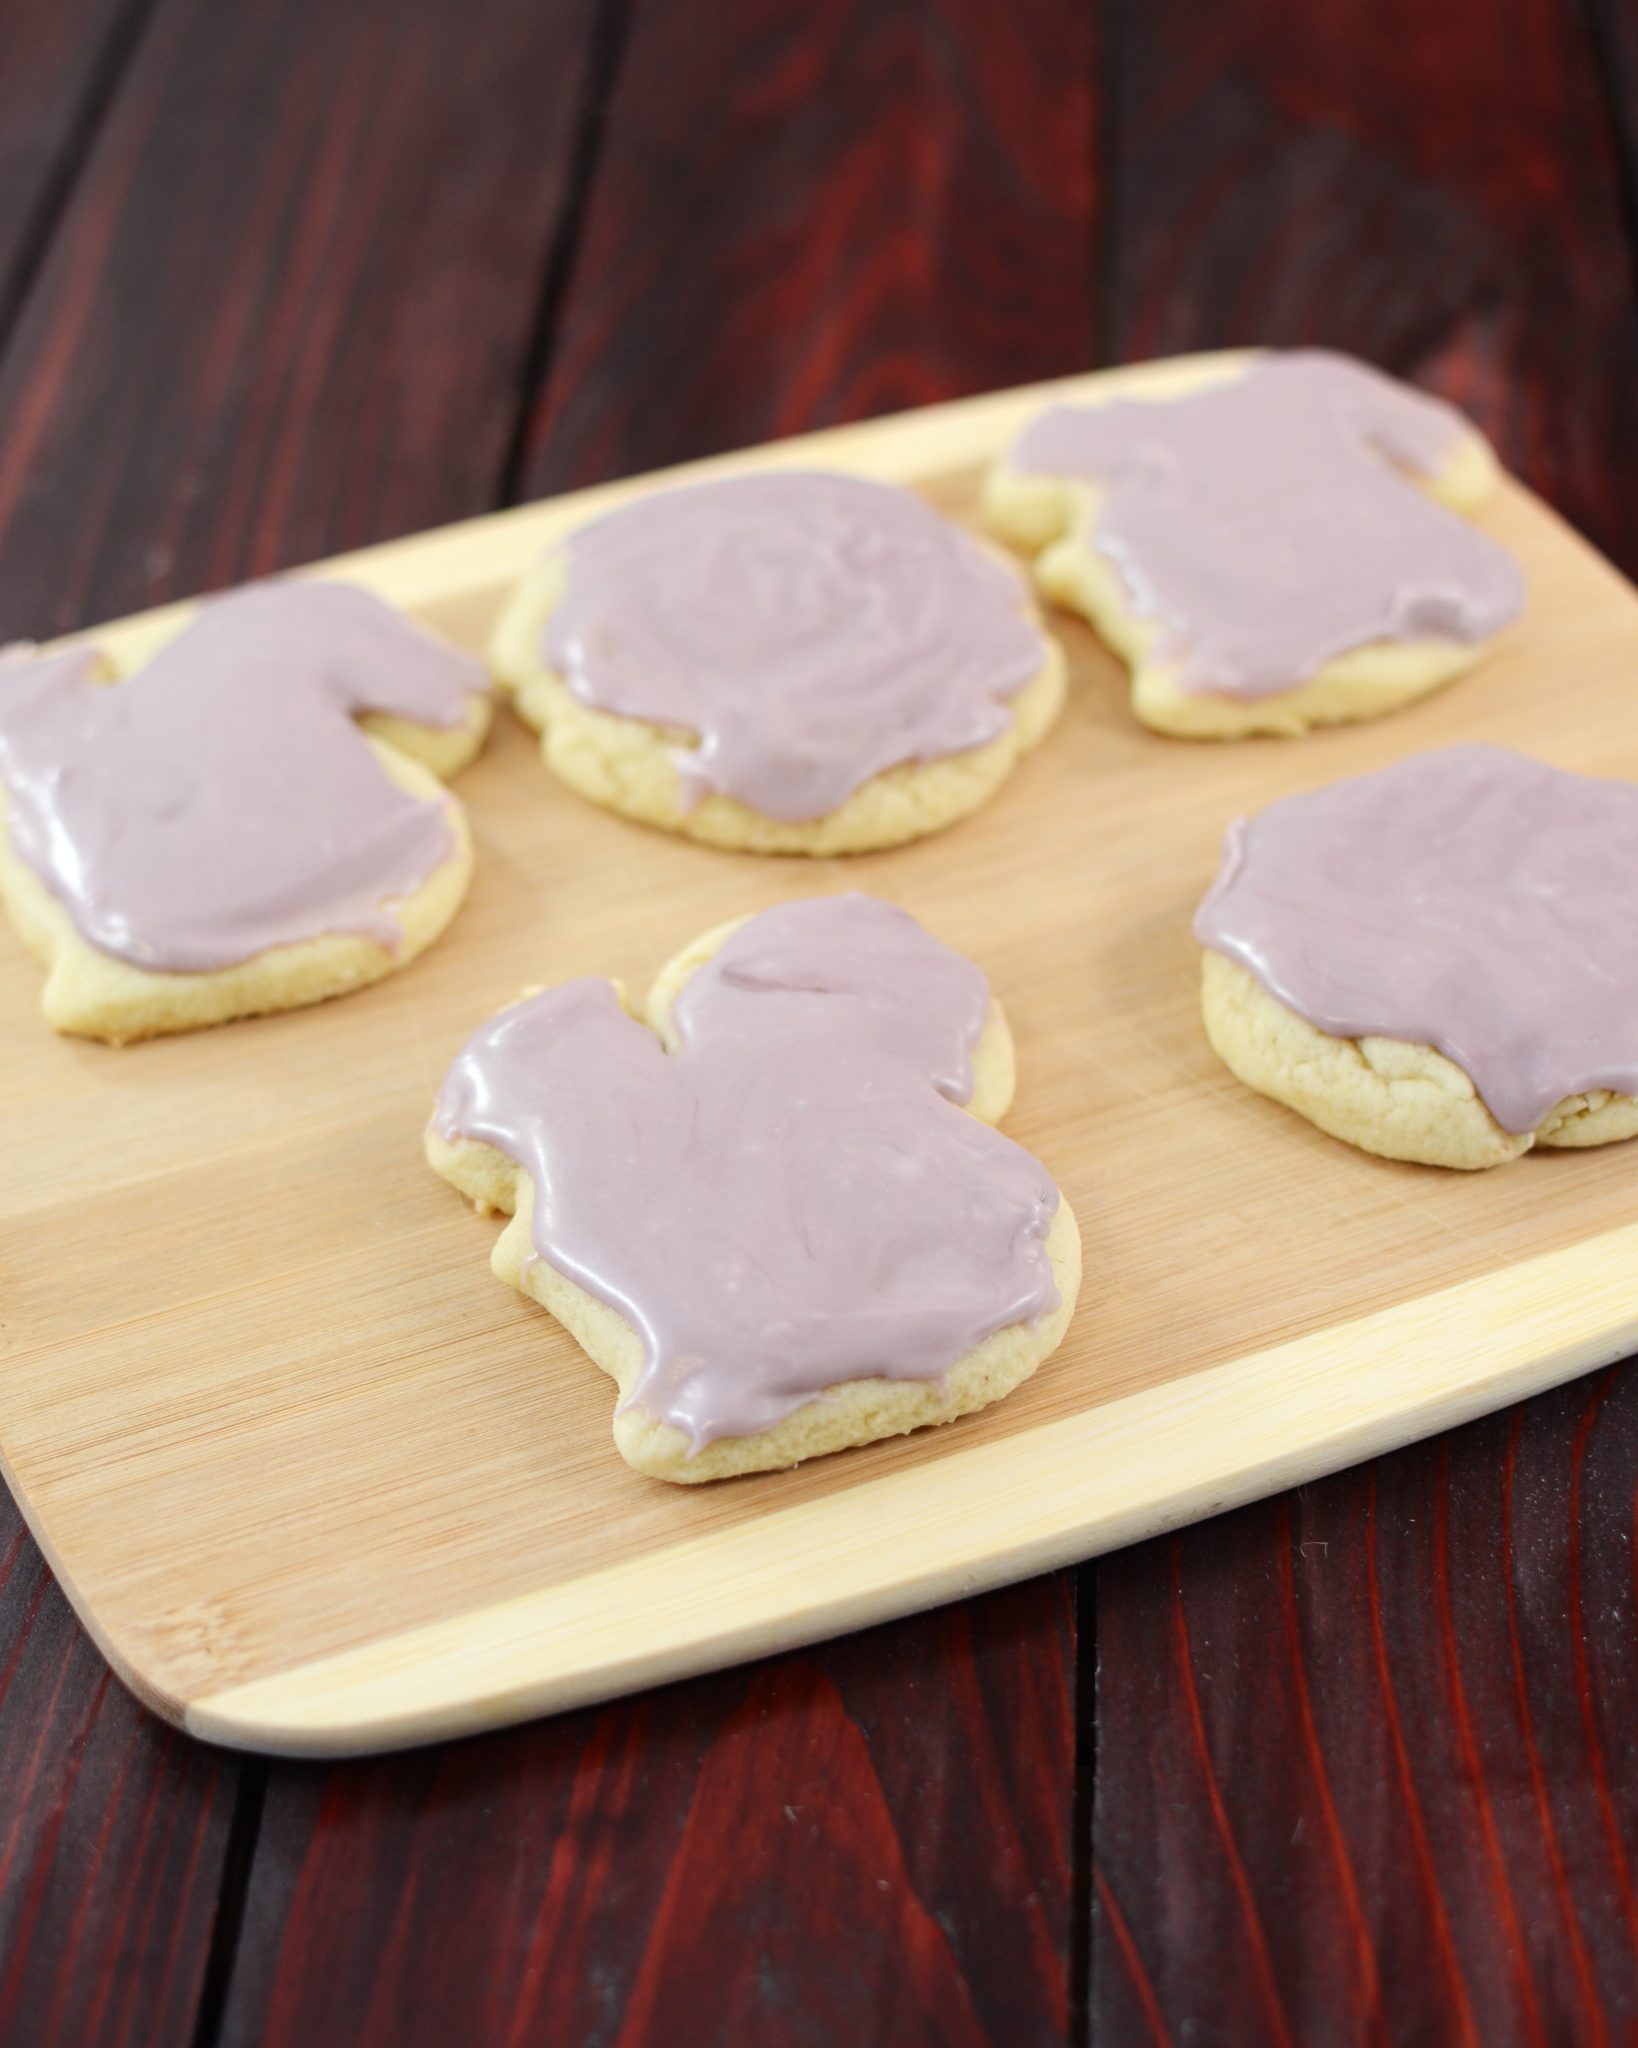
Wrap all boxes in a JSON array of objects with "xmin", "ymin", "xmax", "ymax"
[
  {"xmin": 0, "ymin": 0, "xmax": 604, "ymax": 2036},
  {"xmin": 1093, "ymin": 0, "xmax": 1638, "ymax": 2034},
  {"xmin": 218, "ymin": 1582, "xmax": 1075, "ymax": 2048},
  {"xmin": 520, "ymin": 0, "xmax": 1100, "ymax": 493},
  {"xmin": 0, "ymin": 0, "xmax": 601, "ymax": 641},
  {"xmin": 1095, "ymin": 1379, "xmax": 1638, "ymax": 2040},
  {"xmin": 218, "ymin": 4, "xmax": 1096, "ymax": 2040},
  {"xmin": 0, "ymin": 0, "xmax": 143, "ymax": 306},
  {"xmin": 0, "ymin": 1489, "xmax": 235, "ymax": 2048}
]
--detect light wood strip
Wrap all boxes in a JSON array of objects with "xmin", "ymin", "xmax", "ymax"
[{"xmin": 187, "ymin": 1221, "xmax": 1638, "ymax": 1753}]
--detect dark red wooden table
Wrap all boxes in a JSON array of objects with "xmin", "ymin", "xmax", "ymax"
[{"xmin": 3, "ymin": 2, "xmax": 1637, "ymax": 2040}]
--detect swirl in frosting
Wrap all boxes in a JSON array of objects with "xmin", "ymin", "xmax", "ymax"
[{"xmin": 542, "ymin": 471, "xmax": 1048, "ymax": 821}]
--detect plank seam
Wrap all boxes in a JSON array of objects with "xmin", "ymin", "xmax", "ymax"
[
  {"xmin": 1092, "ymin": 0, "xmax": 1123, "ymax": 368},
  {"xmin": 1571, "ymin": 0, "xmax": 1638, "ymax": 324},
  {"xmin": 1070, "ymin": 1562, "xmax": 1095, "ymax": 2045},
  {"xmin": 494, "ymin": 0, "xmax": 637, "ymax": 510},
  {"xmin": 0, "ymin": 0, "xmax": 161, "ymax": 381},
  {"xmin": 186, "ymin": 1759, "xmax": 267, "ymax": 2048}
]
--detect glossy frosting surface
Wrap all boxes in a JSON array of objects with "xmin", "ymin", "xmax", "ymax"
[
  {"xmin": 542, "ymin": 471, "xmax": 1047, "ymax": 820},
  {"xmin": 436, "ymin": 894, "xmax": 1062, "ymax": 1447},
  {"xmin": 1194, "ymin": 745, "xmax": 1638, "ymax": 1132},
  {"xmin": 0, "ymin": 581, "xmax": 485, "ymax": 972},
  {"xmin": 1012, "ymin": 351, "xmax": 1523, "ymax": 698}
]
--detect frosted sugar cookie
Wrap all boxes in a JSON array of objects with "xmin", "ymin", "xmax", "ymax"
[
  {"xmin": 984, "ymin": 351, "xmax": 1523, "ymax": 738},
  {"xmin": 488, "ymin": 470, "xmax": 1065, "ymax": 853},
  {"xmin": 1194, "ymin": 746, "xmax": 1638, "ymax": 1168},
  {"xmin": 428, "ymin": 893, "xmax": 1081, "ymax": 1481},
  {"xmin": 0, "ymin": 581, "xmax": 491, "ymax": 1041}
]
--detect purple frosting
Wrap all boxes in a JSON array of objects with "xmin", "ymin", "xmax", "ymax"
[
  {"xmin": 1011, "ymin": 351, "xmax": 1524, "ymax": 699},
  {"xmin": 435, "ymin": 894, "xmax": 1062, "ymax": 1449},
  {"xmin": 0, "ymin": 581, "xmax": 485, "ymax": 972},
  {"xmin": 541, "ymin": 471, "xmax": 1047, "ymax": 821},
  {"xmin": 1194, "ymin": 745, "xmax": 1638, "ymax": 1133}
]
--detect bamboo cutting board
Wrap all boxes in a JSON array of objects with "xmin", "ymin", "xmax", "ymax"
[{"xmin": 5, "ymin": 354, "xmax": 1638, "ymax": 1757}]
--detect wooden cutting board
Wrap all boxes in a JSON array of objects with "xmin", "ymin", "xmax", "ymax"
[{"xmin": 5, "ymin": 353, "xmax": 1637, "ymax": 1757}]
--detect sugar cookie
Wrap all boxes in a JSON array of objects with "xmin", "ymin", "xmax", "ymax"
[
  {"xmin": 428, "ymin": 893, "xmax": 1081, "ymax": 1480},
  {"xmin": 489, "ymin": 471, "xmax": 1065, "ymax": 853},
  {"xmin": 1194, "ymin": 746, "xmax": 1638, "ymax": 1167},
  {"xmin": 984, "ymin": 351, "xmax": 1523, "ymax": 739},
  {"xmin": 0, "ymin": 581, "xmax": 491, "ymax": 1040}
]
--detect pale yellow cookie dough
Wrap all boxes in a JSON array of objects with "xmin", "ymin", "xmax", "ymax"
[
  {"xmin": 1200, "ymin": 950, "xmax": 1638, "ymax": 1169},
  {"xmin": 487, "ymin": 553, "xmax": 1066, "ymax": 854},
  {"xmin": 982, "ymin": 362, "xmax": 1509, "ymax": 740},
  {"xmin": 0, "ymin": 615, "xmax": 492, "ymax": 1043},
  {"xmin": 427, "ymin": 915, "xmax": 1082, "ymax": 1481}
]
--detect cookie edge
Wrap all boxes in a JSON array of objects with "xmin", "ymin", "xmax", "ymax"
[{"xmin": 1199, "ymin": 950, "xmax": 1638, "ymax": 1168}]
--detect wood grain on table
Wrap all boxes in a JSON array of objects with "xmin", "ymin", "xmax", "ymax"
[{"xmin": 0, "ymin": 0, "xmax": 1634, "ymax": 2043}]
